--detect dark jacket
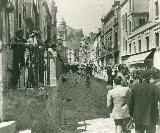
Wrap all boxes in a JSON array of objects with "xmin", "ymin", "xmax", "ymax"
[{"xmin": 129, "ymin": 83, "xmax": 160, "ymax": 126}]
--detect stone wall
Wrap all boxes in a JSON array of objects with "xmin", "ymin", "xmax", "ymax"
[
  {"xmin": 2, "ymin": 88, "xmax": 49, "ymax": 132},
  {"xmin": 2, "ymin": 76, "xmax": 63, "ymax": 132}
]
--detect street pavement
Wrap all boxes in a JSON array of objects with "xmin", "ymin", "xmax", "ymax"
[
  {"xmin": 60, "ymin": 72, "xmax": 134, "ymax": 133},
  {"xmin": 17, "ymin": 72, "xmax": 160, "ymax": 133},
  {"xmin": 60, "ymin": 72, "xmax": 160, "ymax": 133}
]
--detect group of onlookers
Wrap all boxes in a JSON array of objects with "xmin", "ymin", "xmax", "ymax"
[
  {"xmin": 64, "ymin": 62, "xmax": 160, "ymax": 133},
  {"xmin": 107, "ymin": 66, "xmax": 160, "ymax": 133}
]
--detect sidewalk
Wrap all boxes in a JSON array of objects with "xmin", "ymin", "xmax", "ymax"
[
  {"xmin": 77, "ymin": 118, "xmax": 135, "ymax": 133},
  {"xmin": 92, "ymin": 73, "xmax": 160, "ymax": 133}
]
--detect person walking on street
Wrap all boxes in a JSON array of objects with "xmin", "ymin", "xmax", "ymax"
[
  {"xmin": 107, "ymin": 65, "xmax": 112, "ymax": 85},
  {"xmin": 75, "ymin": 72, "xmax": 81, "ymax": 87},
  {"xmin": 85, "ymin": 64, "xmax": 92, "ymax": 88},
  {"xmin": 129, "ymin": 75, "xmax": 160, "ymax": 133},
  {"xmin": 118, "ymin": 64, "xmax": 128, "ymax": 87},
  {"xmin": 107, "ymin": 76, "xmax": 132, "ymax": 133},
  {"xmin": 110, "ymin": 69, "xmax": 118, "ymax": 87}
]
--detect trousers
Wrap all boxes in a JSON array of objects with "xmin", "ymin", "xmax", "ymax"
[
  {"xmin": 135, "ymin": 124, "xmax": 156, "ymax": 133},
  {"xmin": 114, "ymin": 119, "xmax": 131, "ymax": 133}
]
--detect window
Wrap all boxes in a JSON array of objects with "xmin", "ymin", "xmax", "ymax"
[
  {"xmin": 129, "ymin": 21, "xmax": 132, "ymax": 33},
  {"xmin": 19, "ymin": 14, "xmax": 22, "ymax": 28},
  {"xmin": 139, "ymin": 18, "xmax": 145, "ymax": 26},
  {"xmin": 115, "ymin": 32, "xmax": 118, "ymax": 46},
  {"xmin": 125, "ymin": 40, "xmax": 128, "ymax": 54},
  {"xmin": 138, "ymin": 40, "xmax": 141, "ymax": 52},
  {"xmin": 125, "ymin": 13, "xmax": 127, "ymax": 30},
  {"xmin": 155, "ymin": 33, "xmax": 159, "ymax": 47},
  {"xmin": 25, "ymin": 3, "xmax": 31, "ymax": 18},
  {"xmin": 155, "ymin": 1, "xmax": 159, "ymax": 17},
  {"xmin": 110, "ymin": 36, "xmax": 112, "ymax": 48},
  {"xmin": 146, "ymin": 36, "xmax": 149, "ymax": 50},
  {"xmin": 129, "ymin": 43, "xmax": 131, "ymax": 54},
  {"xmin": 123, "ymin": 38, "xmax": 125, "ymax": 51},
  {"xmin": 122, "ymin": 15, "xmax": 125, "ymax": 29},
  {"xmin": 129, "ymin": 0, "xmax": 132, "ymax": 11},
  {"xmin": 134, "ymin": 42, "xmax": 136, "ymax": 53}
]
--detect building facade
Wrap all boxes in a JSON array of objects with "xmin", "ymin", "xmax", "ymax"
[
  {"xmin": 122, "ymin": 0, "xmax": 160, "ymax": 69},
  {"xmin": 58, "ymin": 19, "xmax": 84, "ymax": 65},
  {"xmin": 0, "ymin": 0, "xmax": 58, "ymax": 89},
  {"xmin": 120, "ymin": 0, "xmax": 149, "ymax": 63},
  {"xmin": 94, "ymin": 30, "xmax": 102, "ymax": 67},
  {"xmin": 101, "ymin": 1, "xmax": 121, "ymax": 67}
]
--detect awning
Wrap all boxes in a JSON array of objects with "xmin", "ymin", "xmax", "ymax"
[{"xmin": 125, "ymin": 51, "xmax": 152, "ymax": 65}]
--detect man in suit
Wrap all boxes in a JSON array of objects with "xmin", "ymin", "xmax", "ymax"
[
  {"xmin": 129, "ymin": 76, "xmax": 160, "ymax": 133},
  {"xmin": 107, "ymin": 76, "xmax": 131, "ymax": 133}
]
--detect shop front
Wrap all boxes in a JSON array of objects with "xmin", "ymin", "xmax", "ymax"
[{"xmin": 124, "ymin": 50, "xmax": 154, "ymax": 69}]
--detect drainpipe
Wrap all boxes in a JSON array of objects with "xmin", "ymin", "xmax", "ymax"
[{"xmin": 0, "ymin": 41, "xmax": 3, "ymax": 121}]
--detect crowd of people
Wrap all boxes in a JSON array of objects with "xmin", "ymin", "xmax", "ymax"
[
  {"xmin": 63, "ymin": 62, "xmax": 160, "ymax": 133},
  {"xmin": 106, "ymin": 65, "xmax": 160, "ymax": 133},
  {"xmin": 77, "ymin": 63, "xmax": 160, "ymax": 133}
]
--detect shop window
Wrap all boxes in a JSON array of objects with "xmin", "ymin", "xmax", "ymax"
[
  {"xmin": 138, "ymin": 40, "xmax": 141, "ymax": 52},
  {"xmin": 146, "ymin": 36, "xmax": 149, "ymax": 50},
  {"xmin": 155, "ymin": 33, "xmax": 159, "ymax": 47}
]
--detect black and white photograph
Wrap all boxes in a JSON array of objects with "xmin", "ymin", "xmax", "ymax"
[{"xmin": 0, "ymin": 0, "xmax": 160, "ymax": 132}]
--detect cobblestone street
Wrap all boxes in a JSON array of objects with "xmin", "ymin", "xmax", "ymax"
[
  {"xmin": 59, "ymin": 72, "xmax": 160, "ymax": 133},
  {"xmin": 60, "ymin": 72, "xmax": 108, "ymax": 132},
  {"xmin": 59, "ymin": 73, "xmax": 121, "ymax": 133}
]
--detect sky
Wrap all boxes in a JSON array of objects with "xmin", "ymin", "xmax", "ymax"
[{"xmin": 54, "ymin": 0, "xmax": 114, "ymax": 35}]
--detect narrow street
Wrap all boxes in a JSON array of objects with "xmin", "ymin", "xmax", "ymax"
[
  {"xmin": 60, "ymin": 72, "xmax": 115, "ymax": 133},
  {"xmin": 59, "ymin": 72, "xmax": 160, "ymax": 133}
]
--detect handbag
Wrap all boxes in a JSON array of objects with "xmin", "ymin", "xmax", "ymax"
[{"xmin": 126, "ymin": 118, "xmax": 134, "ymax": 130}]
